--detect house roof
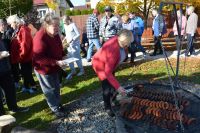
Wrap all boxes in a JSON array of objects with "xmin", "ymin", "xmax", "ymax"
[
  {"xmin": 33, "ymin": 0, "xmax": 74, "ymax": 7},
  {"xmin": 33, "ymin": 0, "xmax": 45, "ymax": 5}
]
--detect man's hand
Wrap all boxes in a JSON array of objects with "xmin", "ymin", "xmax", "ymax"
[
  {"xmin": 56, "ymin": 60, "xmax": 65, "ymax": 67},
  {"xmin": 117, "ymin": 86, "xmax": 126, "ymax": 96}
]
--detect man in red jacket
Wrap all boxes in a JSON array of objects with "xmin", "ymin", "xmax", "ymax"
[{"xmin": 92, "ymin": 29, "xmax": 133, "ymax": 116}]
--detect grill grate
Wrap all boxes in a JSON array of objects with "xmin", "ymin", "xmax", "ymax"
[{"xmin": 112, "ymin": 83, "xmax": 200, "ymax": 133}]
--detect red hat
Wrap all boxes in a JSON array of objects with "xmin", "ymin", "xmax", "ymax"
[{"xmin": 93, "ymin": 9, "xmax": 99, "ymax": 14}]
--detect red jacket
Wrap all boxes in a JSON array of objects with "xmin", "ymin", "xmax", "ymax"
[
  {"xmin": 92, "ymin": 36, "xmax": 120, "ymax": 90},
  {"xmin": 33, "ymin": 28, "xmax": 64, "ymax": 75},
  {"xmin": 10, "ymin": 25, "xmax": 33, "ymax": 64}
]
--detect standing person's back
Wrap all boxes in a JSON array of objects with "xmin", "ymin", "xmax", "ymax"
[{"xmin": 86, "ymin": 9, "xmax": 101, "ymax": 62}]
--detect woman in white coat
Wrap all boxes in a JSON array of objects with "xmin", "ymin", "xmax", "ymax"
[{"xmin": 63, "ymin": 16, "xmax": 84, "ymax": 80}]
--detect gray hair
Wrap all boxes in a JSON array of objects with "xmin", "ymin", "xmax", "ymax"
[
  {"xmin": 118, "ymin": 29, "xmax": 133, "ymax": 46},
  {"xmin": 188, "ymin": 6, "xmax": 195, "ymax": 12},
  {"xmin": 7, "ymin": 14, "xmax": 22, "ymax": 25}
]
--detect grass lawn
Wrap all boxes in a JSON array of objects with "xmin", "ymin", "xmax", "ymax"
[{"xmin": 8, "ymin": 58, "xmax": 200, "ymax": 130}]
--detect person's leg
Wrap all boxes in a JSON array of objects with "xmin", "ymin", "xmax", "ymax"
[
  {"xmin": 189, "ymin": 36, "xmax": 195, "ymax": 55},
  {"xmin": 34, "ymin": 70, "xmax": 61, "ymax": 112},
  {"xmin": 0, "ymin": 89, "xmax": 6, "ymax": 116},
  {"xmin": 74, "ymin": 44, "xmax": 84, "ymax": 75},
  {"xmin": 11, "ymin": 63, "xmax": 20, "ymax": 88},
  {"xmin": 150, "ymin": 36, "xmax": 158, "ymax": 56},
  {"xmin": 158, "ymin": 38, "xmax": 163, "ymax": 54},
  {"xmin": 186, "ymin": 34, "xmax": 194, "ymax": 56},
  {"xmin": 137, "ymin": 36, "xmax": 146, "ymax": 54},
  {"xmin": 20, "ymin": 62, "xmax": 36, "ymax": 93},
  {"xmin": 92, "ymin": 38, "xmax": 101, "ymax": 50},
  {"xmin": 0, "ymin": 72, "xmax": 17, "ymax": 110},
  {"xmin": 101, "ymin": 79, "xmax": 114, "ymax": 109},
  {"xmin": 86, "ymin": 39, "xmax": 94, "ymax": 61},
  {"xmin": 129, "ymin": 42, "xmax": 136, "ymax": 63}
]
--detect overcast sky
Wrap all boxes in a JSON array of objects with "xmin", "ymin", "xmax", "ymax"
[{"xmin": 71, "ymin": 0, "xmax": 86, "ymax": 6}]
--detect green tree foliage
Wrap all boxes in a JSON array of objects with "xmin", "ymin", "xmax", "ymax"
[
  {"xmin": 96, "ymin": 0, "xmax": 114, "ymax": 13},
  {"xmin": 0, "ymin": 0, "xmax": 33, "ymax": 18},
  {"xmin": 45, "ymin": 0, "xmax": 58, "ymax": 11}
]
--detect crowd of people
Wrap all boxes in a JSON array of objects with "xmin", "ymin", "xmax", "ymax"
[{"xmin": 0, "ymin": 5, "xmax": 199, "ymax": 118}]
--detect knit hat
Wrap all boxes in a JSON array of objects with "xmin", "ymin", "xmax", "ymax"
[{"xmin": 104, "ymin": 6, "xmax": 113, "ymax": 12}]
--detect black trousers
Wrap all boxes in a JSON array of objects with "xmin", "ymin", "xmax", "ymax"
[
  {"xmin": 11, "ymin": 63, "xmax": 20, "ymax": 83},
  {"xmin": 0, "ymin": 71, "xmax": 18, "ymax": 116},
  {"xmin": 153, "ymin": 36, "xmax": 163, "ymax": 54},
  {"xmin": 20, "ymin": 62, "xmax": 36, "ymax": 88},
  {"xmin": 101, "ymin": 79, "xmax": 115, "ymax": 110}
]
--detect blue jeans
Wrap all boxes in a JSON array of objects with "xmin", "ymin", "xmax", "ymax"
[
  {"xmin": 35, "ymin": 70, "xmax": 61, "ymax": 112},
  {"xmin": 87, "ymin": 38, "xmax": 101, "ymax": 60},
  {"xmin": 186, "ymin": 34, "xmax": 195, "ymax": 55},
  {"xmin": 68, "ymin": 42, "xmax": 84, "ymax": 72}
]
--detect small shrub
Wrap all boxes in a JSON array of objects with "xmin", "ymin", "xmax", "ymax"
[
  {"xmin": 66, "ymin": 9, "xmax": 72, "ymax": 16},
  {"xmin": 73, "ymin": 9, "xmax": 81, "ymax": 15}
]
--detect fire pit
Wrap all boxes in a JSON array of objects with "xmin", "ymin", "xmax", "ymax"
[{"xmin": 111, "ymin": 83, "xmax": 200, "ymax": 133}]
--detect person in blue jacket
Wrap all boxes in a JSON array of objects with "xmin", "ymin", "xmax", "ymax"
[
  {"xmin": 129, "ymin": 12, "xmax": 146, "ymax": 57},
  {"xmin": 151, "ymin": 9, "xmax": 167, "ymax": 56}
]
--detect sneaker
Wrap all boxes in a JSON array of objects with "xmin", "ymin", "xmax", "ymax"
[
  {"xmin": 53, "ymin": 106, "xmax": 66, "ymax": 118},
  {"xmin": 11, "ymin": 106, "xmax": 29, "ymax": 113},
  {"xmin": 58, "ymin": 105, "xmax": 66, "ymax": 112},
  {"xmin": 77, "ymin": 71, "xmax": 84, "ymax": 76},
  {"xmin": 66, "ymin": 71, "xmax": 76, "ymax": 80}
]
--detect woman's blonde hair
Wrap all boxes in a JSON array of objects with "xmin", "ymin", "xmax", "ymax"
[
  {"xmin": 121, "ymin": 14, "xmax": 130, "ymax": 23},
  {"xmin": 118, "ymin": 29, "xmax": 133, "ymax": 47},
  {"xmin": 43, "ymin": 13, "xmax": 60, "ymax": 28}
]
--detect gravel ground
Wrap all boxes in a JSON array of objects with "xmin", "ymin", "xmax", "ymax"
[
  {"xmin": 57, "ymin": 89, "xmax": 116, "ymax": 133},
  {"xmin": 55, "ymin": 80, "xmax": 200, "ymax": 133}
]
